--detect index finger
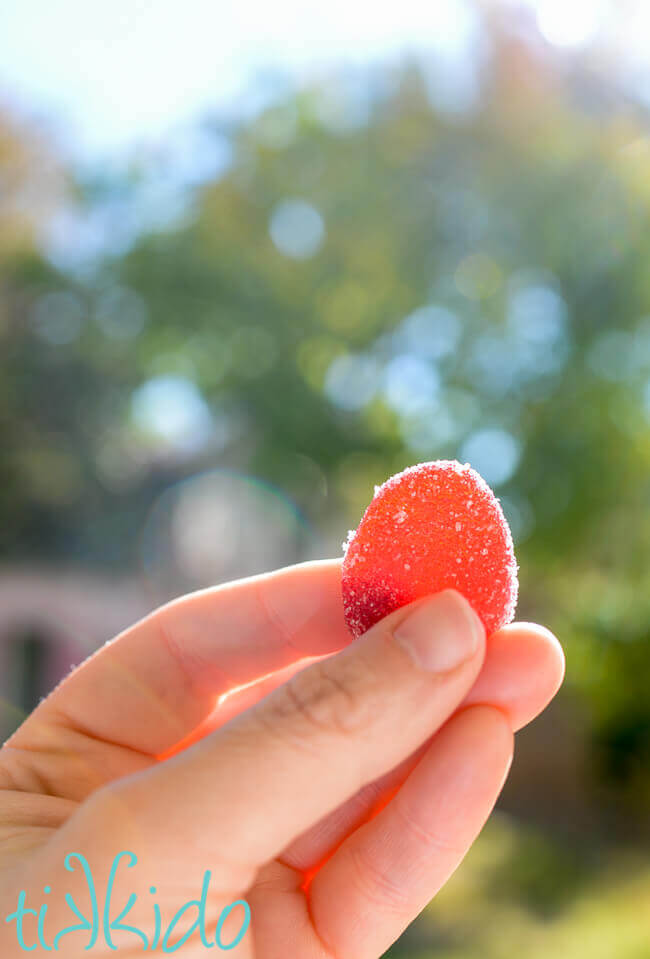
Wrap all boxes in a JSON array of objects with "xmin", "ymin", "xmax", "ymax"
[{"xmin": 8, "ymin": 559, "xmax": 349, "ymax": 760}]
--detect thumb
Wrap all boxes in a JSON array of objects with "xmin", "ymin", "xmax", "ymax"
[{"xmin": 48, "ymin": 590, "xmax": 486, "ymax": 891}]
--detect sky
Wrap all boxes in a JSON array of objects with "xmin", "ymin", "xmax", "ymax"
[
  {"xmin": 2, "ymin": 0, "xmax": 647, "ymax": 515},
  {"xmin": 1, "ymin": 0, "xmax": 642, "ymax": 164},
  {"xmin": 0, "ymin": 0, "xmax": 480, "ymax": 159}
]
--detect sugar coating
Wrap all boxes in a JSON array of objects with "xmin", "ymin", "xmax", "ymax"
[{"xmin": 341, "ymin": 459, "xmax": 519, "ymax": 638}]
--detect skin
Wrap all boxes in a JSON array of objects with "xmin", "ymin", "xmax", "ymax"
[{"xmin": 0, "ymin": 558, "xmax": 564, "ymax": 957}]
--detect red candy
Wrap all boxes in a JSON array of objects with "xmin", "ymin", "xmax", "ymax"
[{"xmin": 341, "ymin": 459, "xmax": 518, "ymax": 638}]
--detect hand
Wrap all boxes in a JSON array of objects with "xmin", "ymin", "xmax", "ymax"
[{"xmin": 0, "ymin": 559, "xmax": 564, "ymax": 957}]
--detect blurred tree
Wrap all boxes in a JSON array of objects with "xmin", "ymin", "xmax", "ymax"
[
  {"xmin": 1, "ymin": 17, "xmax": 650, "ymax": 820},
  {"xmin": 0, "ymin": 105, "xmax": 68, "ymax": 258}
]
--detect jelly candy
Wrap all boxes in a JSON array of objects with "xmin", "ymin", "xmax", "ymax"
[{"xmin": 341, "ymin": 460, "xmax": 518, "ymax": 638}]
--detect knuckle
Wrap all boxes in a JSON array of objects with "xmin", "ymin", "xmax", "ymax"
[
  {"xmin": 83, "ymin": 781, "xmax": 117, "ymax": 821},
  {"xmin": 83, "ymin": 779, "xmax": 146, "ymax": 835},
  {"xmin": 263, "ymin": 656, "xmax": 375, "ymax": 745},
  {"xmin": 80, "ymin": 781, "xmax": 166, "ymax": 857},
  {"xmin": 87, "ymin": 780, "xmax": 135, "ymax": 827},
  {"xmin": 394, "ymin": 800, "xmax": 466, "ymax": 857},
  {"xmin": 348, "ymin": 841, "xmax": 410, "ymax": 912},
  {"xmin": 74, "ymin": 783, "xmax": 125, "ymax": 843}
]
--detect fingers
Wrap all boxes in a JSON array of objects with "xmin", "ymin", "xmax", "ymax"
[
  {"xmin": 308, "ymin": 706, "xmax": 513, "ymax": 959},
  {"xmin": 461, "ymin": 621, "xmax": 565, "ymax": 728},
  {"xmin": 149, "ymin": 618, "xmax": 565, "ymax": 767},
  {"xmin": 273, "ymin": 619, "xmax": 565, "ymax": 872},
  {"xmin": 82, "ymin": 590, "xmax": 486, "ymax": 882},
  {"xmin": 9, "ymin": 559, "xmax": 349, "ymax": 759},
  {"xmin": 211, "ymin": 618, "xmax": 564, "ymax": 739}
]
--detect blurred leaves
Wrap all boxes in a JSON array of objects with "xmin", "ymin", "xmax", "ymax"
[
  {"xmin": 2, "ymin": 14, "xmax": 650, "ymax": 822},
  {"xmin": 388, "ymin": 814, "xmax": 650, "ymax": 959},
  {"xmin": 0, "ymin": 106, "xmax": 69, "ymax": 259}
]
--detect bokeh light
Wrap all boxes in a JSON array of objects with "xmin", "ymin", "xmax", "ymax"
[
  {"xmin": 30, "ymin": 290, "xmax": 85, "ymax": 345},
  {"xmin": 94, "ymin": 285, "xmax": 147, "ymax": 341},
  {"xmin": 324, "ymin": 352, "xmax": 381, "ymax": 410},
  {"xmin": 460, "ymin": 428, "xmax": 522, "ymax": 488},
  {"xmin": 130, "ymin": 375, "xmax": 217, "ymax": 457},
  {"xmin": 534, "ymin": 0, "xmax": 610, "ymax": 49},
  {"xmin": 139, "ymin": 469, "xmax": 312, "ymax": 596},
  {"xmin": 396, "ymin": 305, "xmax": 462, "ymax": 361},
  {"xmin": 269, "ymin": 198, "xmax": 325, "ymax": 259},
  {"xmin": 383, "ymin": 354, "xmax": 440, "ymax": 416}
]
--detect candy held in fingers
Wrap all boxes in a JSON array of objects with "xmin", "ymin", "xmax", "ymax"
[{"xmin": 341, "ymin": 459, "xmax": 518, "ymax": 638}]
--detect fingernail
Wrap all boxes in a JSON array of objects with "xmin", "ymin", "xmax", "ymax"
[{"xmin": 393, "ymin": 590, "xmax": 484, "ymax": 672}]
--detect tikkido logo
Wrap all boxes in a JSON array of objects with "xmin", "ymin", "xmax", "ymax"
[{"xmin": 5, "ymin": 851, "xmax": 250, "ymax": 952}]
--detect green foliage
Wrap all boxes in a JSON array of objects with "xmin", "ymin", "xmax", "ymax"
[
  {"xmin": 2, "ymin": 18, "xmax": 650, "ymax": 821},
  {"xmin": 387, "ymin": 814, "xmax": 650, "ymax": 959}
]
